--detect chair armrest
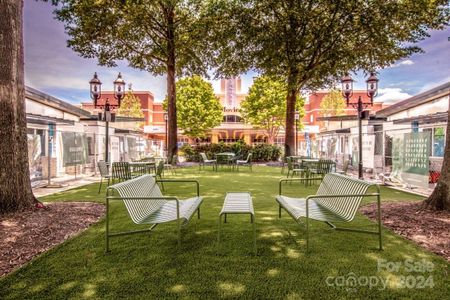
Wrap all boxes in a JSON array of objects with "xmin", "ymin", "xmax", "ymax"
[{"xmin": 156, "ymin": 179, "xmax": 200, "ymax": 197}]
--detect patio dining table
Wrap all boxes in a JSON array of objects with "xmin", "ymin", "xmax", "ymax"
[{"xmin": 215, "ymin": 152, "xmax": 236, "ymax": 171}]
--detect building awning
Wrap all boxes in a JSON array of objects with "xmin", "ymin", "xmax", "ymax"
[
  {"xmin": 27, "ymin": 113, "xmax": 75, "ymax": 125},
  {"xmin": 392, "ymin": 112, "xmax": 448, "ymax": 125}
]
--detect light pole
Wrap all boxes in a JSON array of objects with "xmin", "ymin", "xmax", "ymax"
[
  {"xmin": 341, "ymin": 72, "xmax": 379, "ymax": 179},
  {"xmin": 89, "ymin": 72, "xmax": 126, "ymax": 164},
  {"xmin": 294, "ymin": 111, "xmax": 300, "ymax": 155},
  {"xmin": 164, "ymin": 112, "xmax": 168, "ymax": 156}
]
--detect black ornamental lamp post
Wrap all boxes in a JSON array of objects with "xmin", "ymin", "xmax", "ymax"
[
  {"xmin": 341, "ymin": 72, "xmax": 379, "ymax": 180},
  {"xmin": 89, "ymin": 72, "xmax": 126, "ymax": 164}
]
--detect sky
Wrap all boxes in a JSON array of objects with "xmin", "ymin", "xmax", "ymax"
[{"xmin": 24, "ymin": 1, "xmax": 450, "ymax": 105}]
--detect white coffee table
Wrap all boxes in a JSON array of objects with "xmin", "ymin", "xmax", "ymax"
[{"xmin": 217, "ymin": 192, "xmax": 256, "ymax": 254}]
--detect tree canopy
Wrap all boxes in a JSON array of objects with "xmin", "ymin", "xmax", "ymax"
[
  {"xmin": 54, "ymin": 0, "xmax": 212, "ymax": 159},
  {"xmin": 164, "ymin": 75, "xmax": 223, "ymax": 138},
  {"xmin": 319, "ymin": 89, "xmax": 347, "ymax": 117},
  {"xmin": 241, "ymin": 76, "xmax": 304, "ymax": 144},
  {"xmin": 206, "ymin": 0, "xmax": 450, "ymax": 156},
  {"xmin": 116, "ymin": 86, "xmax": 145, "ymax": 129}
]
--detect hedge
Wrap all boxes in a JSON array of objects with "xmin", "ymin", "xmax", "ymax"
[{"xmin": 179, "ymin": 142, "xmax": 281, "ymax": 162}]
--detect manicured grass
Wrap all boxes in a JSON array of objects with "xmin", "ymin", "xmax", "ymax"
[{"xmin": 1, "ymin": 166, "xmax": 448, "ymax": 299}]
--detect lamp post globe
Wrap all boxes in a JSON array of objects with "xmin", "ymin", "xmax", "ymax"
[
  {"xmin": 341, "ymin": 73, "xmax": 354, "ymax": 104},
  {"xmin": 113, "ymin": 72, "xmax": 126, "ymax": 106},
  {"xmin": 366, "ymin": 72, "xmax": 379, "ymax": 104},
  {"xmin": 89, "ymin": 72, "xmax": 102, "ymax": 106}
]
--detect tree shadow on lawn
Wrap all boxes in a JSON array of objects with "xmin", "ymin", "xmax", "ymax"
[{"xmin": 2, "ymin": 166, "xmax": 448, "ymax": 299}]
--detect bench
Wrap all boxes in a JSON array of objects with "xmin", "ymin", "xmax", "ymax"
[
  {"xmin": 276, "ymin": 173, "xmax": 382, "ymax": 252},
  {"xmin": 218, "ymin": 192, "xmax": 256, "ymax": 254},
  {"xmin": 105, "ymin": 174, "xmax": 203, "ymax": 252}
]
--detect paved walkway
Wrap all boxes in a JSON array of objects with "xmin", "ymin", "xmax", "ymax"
[{"xmin": 33, "ymin": 175, "xmax": 100, "ymax": 198}]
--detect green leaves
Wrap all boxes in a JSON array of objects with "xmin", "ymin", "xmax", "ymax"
[
  {"xmin": 116, "ymin": 88, "xmax": 145, "ymax": 129},
  {"xmin": 240, "ymin": 76, "xmax": 304, "ymax": 143},
  {"xmin": 169, "ymin": 75, "xmax": 223, "ymax": 138},
  {"xmin": 319, "ymin": 89, "xmax": 347, "ymax": 117}
]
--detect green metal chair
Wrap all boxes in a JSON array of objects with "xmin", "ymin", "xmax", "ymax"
[
  {"xmin": 97, "ymin": 160, "xmax": 111, "ymax": 194},
  {"xmin": 236, "ymin": 153, "xmax": 253, "ymax": 171},
  {"xmin": 164, "ymin": 155, "xmax": 177, "ymax": 175},
  {"xmin": 105, "ymin": 174, "xmax": 203, "ymax": 251},
  {"xmin": 308, "ymin": 159, "xmax": 336, "ymax": 180},
  {"xmin": 111, "ymin": 162, "xmax": 134, "ymax": 183},
  {"xmin": 199, "ymin": 152, "xmax": 216, "ymax": 171},
  {"xmin": 277, "ymin": 173, "xmax": 382, "ymax": 252}
]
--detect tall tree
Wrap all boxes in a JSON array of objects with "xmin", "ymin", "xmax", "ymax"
[
  {"xmin": 241, "ymin": 76, "xmax": 304, "ymax": 144},
  {"xmin": 423, "ymin": 102, "xmax": 450, "ymax": 211},
  {"xmin": 207, "ymin": 0, "xmax": 449, "ymax": 156},
  {"xmin": 116, "ymin": 85, "xmax": 145, "ymax": 129},
  {"xmin": 54, "ymin": 0, "xmax": 210, "ymax": 160},
  {"xmin": 164, "ymin": 75, "xmax": 222, "ymax": 139},
  {"xmin": 0, "ymin": 0, "xmax": 36, "ymax": 212}
]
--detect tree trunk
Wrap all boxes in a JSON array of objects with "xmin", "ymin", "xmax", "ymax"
[
  {"xmin": 0, "ymin": 0, "xmax": 35, "ymax": 213},
  {"xmin": 423, "ymin": 106, "xmax": 450, "ymax": 211},
  {"xmin": 166, "ymin": 7, "xmax": 177, "ymax": 162},
  {"xmin": 284, "ymin": 70, "xmax": 299, "ymax": 157}
]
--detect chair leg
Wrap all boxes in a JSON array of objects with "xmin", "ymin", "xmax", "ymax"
[
  {"xmin": 197, "ymin": 207, "xmax": 200, "ymax": 219},
  {"xmin": 278, "ymin": 205, "xmax": 282, "ymax": 218},
  {"xmin": 98, "ymin": 177, "xmax": 103, "ymax": 194},
  {"xmin": 177, "ymin": 219, "xmax": 181, "ymax": 249},
  {"xmin": 306, "ymin": 217, "xmax": 310, "ymax": 253}
]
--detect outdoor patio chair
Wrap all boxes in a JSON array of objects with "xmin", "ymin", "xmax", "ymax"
[
  {"xmin": 286, "ymin": 157, "xmax": 307, "ymax": 179},
  {"xmin": 199, "ymin": 152, "xmax": 216, "ymax": 171},
  {"xmin": 105, "ymin": 174, "xmax": 203, "ymax": 251},
  {"xmin": 236, "ymin": 153, "xmax": 253, "ymax": 171},
  {"xmin": 97, "ymin": 160, "xmax": 111, "ymax": 194},
  {"xmin": 308, "ymin": 159, "xmax": 336, "ymax": 180},
  {"xmin": 277, "ymin": 173, "xmax": 382, "ymax": 252},
  {"xmin": 164, "ymin": 155, "xmax": 177, "ymax": 175},
  {"xmin": 336, "ymin": 160, "xmax": 349, "ymax": 175},
  {"xmin": 111, "ymin": 162, "xmax": 134, "ymax": 183}
]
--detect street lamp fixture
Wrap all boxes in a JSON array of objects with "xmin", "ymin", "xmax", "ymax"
[
  {"xmin": 89, "ymin": 72, "xmax": 126, "ymax": 164},
  {"xmin": 341, "ymin": 72, "xmax": 379, "ymax": 180}
]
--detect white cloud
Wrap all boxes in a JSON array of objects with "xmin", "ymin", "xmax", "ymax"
[
  {"xmin": 389, "ymin": 59, "xmax": 415, "ymax": 68},
  {"xmin": 418, "ymin": 76, "xmax": 450, "ymax": 93},
  {"xmin": 375, "ymin": 88, "xmax": 412, "ymax": 104}
]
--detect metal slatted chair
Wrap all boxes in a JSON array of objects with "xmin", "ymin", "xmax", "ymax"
[
  {"xmin": 277, "ymin": 173, "xmax": 382, "ymax": 252},
  {"xmin": 236, "ymin": 153, "xmax": 253, "ymax": 171},
  {"xmin": 308, "ymin": 159, "xmax": 336, "ymax": 180},
  {"xmin": 112, "ymin": 162, "xmax": 134, "ymax": 183},
  {"xmin": 164, "ymin": 155, "xmax": 177, "ymax": 175},
  {"xmin": 199, "ymin": 152, "xmax": 216, "ymax": 171},
  {"xmin": 105, "ymin": 174, "xmax": 203, "ymax": 251},
  {"xmin": 97, "ymin": 161, "xmax": 111, "ymax": 194}
]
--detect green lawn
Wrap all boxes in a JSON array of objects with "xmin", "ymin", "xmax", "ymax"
[{"xmin": 1, "ymin": 166, "xmax": 449, "ymax": 299}]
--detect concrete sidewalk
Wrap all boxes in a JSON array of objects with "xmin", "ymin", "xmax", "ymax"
[{"xmin": 33, "ymin": 175, "xmax": 100, "ymax": 198}]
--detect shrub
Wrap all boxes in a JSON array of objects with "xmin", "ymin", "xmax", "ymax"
[{"xmin": 180, "ymin": 142, "xmax": 281, "ymax": 162}]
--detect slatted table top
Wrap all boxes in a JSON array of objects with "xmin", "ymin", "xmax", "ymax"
[{"xmin": 220, "ymin": 192, "xmax": 254, "ymax": 215}]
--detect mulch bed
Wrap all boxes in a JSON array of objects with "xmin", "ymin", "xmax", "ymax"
[
  {"xmin": 360, "ymin": 201, "xmax": 450, "ymax": 262},
  {"xmin": 0, "ymin": 202, "xmax": 105, "ymax": 277}
]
